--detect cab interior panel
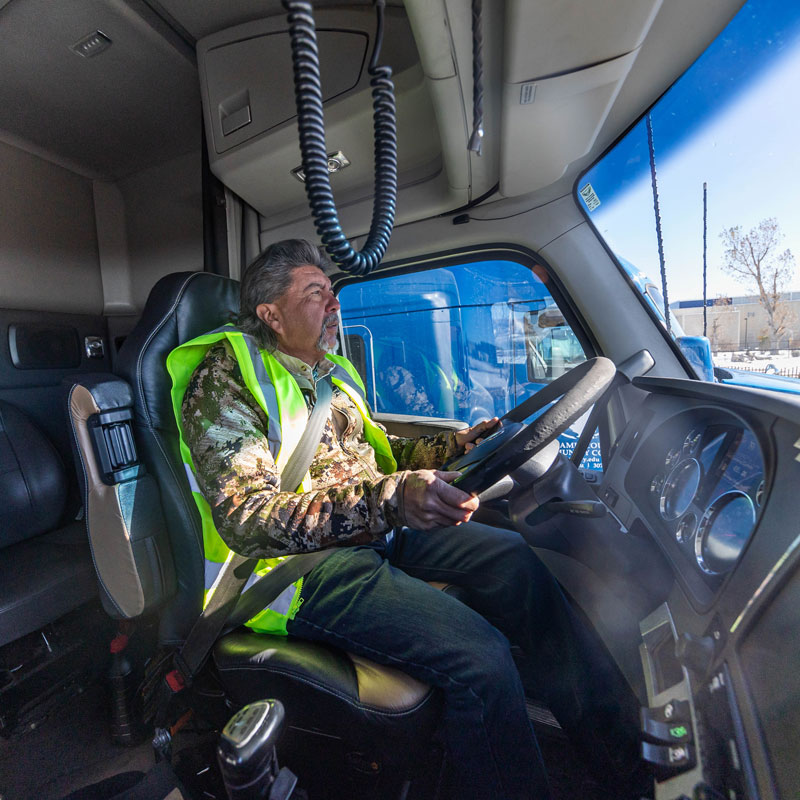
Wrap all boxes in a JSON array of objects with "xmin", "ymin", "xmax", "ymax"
[{"xmin": 3, "ymin": 0, "xmax": 800, "ymax": 798}]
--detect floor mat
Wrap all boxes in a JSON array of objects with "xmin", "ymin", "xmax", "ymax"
[
  {"xmin": 0, "ymin": 681, "xmax": 154, "ymax": 800},
  {"xmin": 538, "ymin": 731, "xmax": 604, "ymax": 800}
]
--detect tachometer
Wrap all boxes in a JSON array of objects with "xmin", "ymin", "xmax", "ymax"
[
  {"xmin": 683, "ymin": 428, "xmax": 702, "ymax": 456},
  {"xmin": 665, "ymin": 447, "xmax": 683, "ymax": 469},
  {"xmin": 660, "ymin": 459, "xmax": 701, "ymax": 520},
  {"xmin": 695, "ymin": 491, "xmax": 756, "ymax": 575}
]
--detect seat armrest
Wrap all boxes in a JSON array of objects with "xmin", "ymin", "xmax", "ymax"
[{"xmin": 67, "ymin": 374, "xmax": 176, "ymax": 619}]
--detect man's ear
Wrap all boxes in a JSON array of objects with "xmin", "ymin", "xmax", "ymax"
[{"xmin": 256, "ymin": 302, "xmax": 284, "ymax": 335}]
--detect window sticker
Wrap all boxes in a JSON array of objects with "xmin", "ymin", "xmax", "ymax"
[
  {"xmin": 519, "ymin": 83, "xmax": 536, "ymax": 104},
  {"xmin": 579, "ymin": 183, "xmax": 601, "ymax": 212}
]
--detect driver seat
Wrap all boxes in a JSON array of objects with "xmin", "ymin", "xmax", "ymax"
[{"xmin": 113, "ymin": 271, "xmax": 443, "ymax": 791}]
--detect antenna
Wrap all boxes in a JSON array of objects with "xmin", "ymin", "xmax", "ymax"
[
  {"xmin": 703, "ymin": 182, "xmax": 708, "ymax": 337},
  {"xmin": 646, "ymin": 114, "xmax": 671, "ymax": 335}
]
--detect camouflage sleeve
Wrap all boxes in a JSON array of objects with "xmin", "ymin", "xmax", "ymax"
[
  {"xmin": 388, "ymin": 431, "xmax": 462, "ymax": 471},
  {"xmin": 181, "ymin": 343, "xmax": 403, "ymax": 559}
]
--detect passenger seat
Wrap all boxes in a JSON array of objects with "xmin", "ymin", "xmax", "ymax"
[{"xmin": 0, "ymin": 400, "xmax": 96, "ymax": 647}]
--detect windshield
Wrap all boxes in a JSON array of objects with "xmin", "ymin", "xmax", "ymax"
[{"xmin": 577, "ymin": 0, "xmax": 800, "ymax": 391}]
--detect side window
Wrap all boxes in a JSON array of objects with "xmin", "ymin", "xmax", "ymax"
[{"xmin": 338, "ymin": 258, "xmax": 603, "ymax": 470}]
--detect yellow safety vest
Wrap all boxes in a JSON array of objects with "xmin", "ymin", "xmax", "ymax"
[{"xmin": 167, "ymin": 325, "xmax": 396, "ymax": 635}]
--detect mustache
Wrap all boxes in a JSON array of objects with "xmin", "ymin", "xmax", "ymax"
[
  {"xmin": 317, "ymin": 313, "xmax": 340, "ymax": 353},
  {"xmin": 321, "ymin": 313, "xmax": 339, "ymax": 331}
]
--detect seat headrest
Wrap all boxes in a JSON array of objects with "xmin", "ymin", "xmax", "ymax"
[
  {"xmin": 0, "ymin": 400, "xmax": 67, "ymax": 548},
  {"xmin": 116, "ymin": 271, "xmax": 240, "ymax": 432}
]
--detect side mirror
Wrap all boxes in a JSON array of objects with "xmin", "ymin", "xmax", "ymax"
[
  {"xmin": 677, "ymin": 335, "xmax": 715, "ymax": 382},
  {"xmin": 537, "ymin": 307, "xmax": 566, "ymax": 328}
]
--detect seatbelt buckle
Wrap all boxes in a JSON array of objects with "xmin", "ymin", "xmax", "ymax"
[
  {"xmin": 164, "ymin": 667, "xmax": 186, "ymax": 693},
  {"xmin": 167, "ymin": 652, "xmax": 191, "ymax": 692},
  {"xmin": 165, "ymin": 669, "xmax": 186, "ymax": 693}
]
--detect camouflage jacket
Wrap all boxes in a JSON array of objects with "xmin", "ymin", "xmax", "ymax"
[{"xmin": 181, "ymin": 342, "xmax": 463, "ymax": 559}]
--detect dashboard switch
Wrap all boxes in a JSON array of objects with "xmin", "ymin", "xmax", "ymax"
[
  {"xmin": 602, "ymin": 486, "xmax": 619, "ymax": 507},
  {"xmin": 641, "ymin": 712, "xmax": 692, "ymax": 744},
  {"xmin": 641, "ymin": 741, "xmax": 696, "ymax": 780},
  {"xmin": 641, "ymin": 698, "xmax": 691, "ymax": 725}
]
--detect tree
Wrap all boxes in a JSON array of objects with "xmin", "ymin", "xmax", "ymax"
[
  {"xmin": 720, "ymin": 218, "xmax": 797, "ymax": 346},
  {"xmin": 709, "ymin": 296, "xmax": 735, "ymax": 350}
]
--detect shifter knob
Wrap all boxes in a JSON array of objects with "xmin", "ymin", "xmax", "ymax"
[{"xmin": 217, "ymin": 699, "xmax": 286, "ymax": 799}]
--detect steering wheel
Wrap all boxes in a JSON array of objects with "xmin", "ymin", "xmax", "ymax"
[{"xmin": 447, "ymin": 357, "xmax": 617, "ymax": 495}]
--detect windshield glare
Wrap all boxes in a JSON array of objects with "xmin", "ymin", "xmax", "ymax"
[{"xmin": 577, "ymin": 0, "xmax": 800, "ymax": 391}]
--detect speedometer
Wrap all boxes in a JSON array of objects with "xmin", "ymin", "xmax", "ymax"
[
  {"xmin": 695, "ymin": 491, "xmax": 756, "ymax": 575},
  {"xmin": 660, "ymin": 459, "xmax": 701, "ymax": 520}
]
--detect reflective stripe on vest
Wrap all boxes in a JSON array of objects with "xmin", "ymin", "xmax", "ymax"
[{"xmin": 167, "ymin": 325, "xmax": 396, "ymax": 635}]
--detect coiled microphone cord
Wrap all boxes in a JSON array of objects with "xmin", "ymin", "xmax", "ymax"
[{"xmin": 283, "ymin": 0, "xmax": 398, "ymax": 276}]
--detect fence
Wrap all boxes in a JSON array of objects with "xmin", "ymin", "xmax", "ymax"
[
  {"xmin": 719, "ymin": 364, "xmax": 800, "ymax": 379},
  {"xmin": 713, "ymin": 342, "xmax": 800, "ymax": 354}
]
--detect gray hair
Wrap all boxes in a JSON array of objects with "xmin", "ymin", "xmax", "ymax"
[{"xmin": 238, "ymin": 239, "xmax": 334, "ymax": 351}]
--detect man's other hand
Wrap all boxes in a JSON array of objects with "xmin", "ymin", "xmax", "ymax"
[
  {"xmin": 455, "ymin": 417, "xmax": 500, "ymax": 453},
  {"xmin": 401, "ymin": 470, "xmax": 480, "ymax": 530}
]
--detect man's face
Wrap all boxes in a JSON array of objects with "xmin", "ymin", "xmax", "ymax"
[{"xmin": 256, "ymin": 265, "xmax": 340, "ymax": 364}]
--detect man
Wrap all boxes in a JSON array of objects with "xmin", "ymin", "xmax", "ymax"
[{"xmin": 170, "ymin": 240, "xmax": 643, "ymax": 799}]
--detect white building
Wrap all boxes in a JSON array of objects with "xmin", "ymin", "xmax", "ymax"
[{"xmin": 672, "ymin": 292, "xmax": 800, "ymax": 351}]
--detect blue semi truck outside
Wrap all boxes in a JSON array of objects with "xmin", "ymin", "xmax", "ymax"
[{"xmin": 338, "ymin": 259, "xmax": 604, "ymax": 471}]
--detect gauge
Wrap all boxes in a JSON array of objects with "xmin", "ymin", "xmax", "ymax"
[
  {"xmin": 676, "ymin": 513, "xmax": 697, "ymax": 544},
  {"xmin": 650, "ymin": 474, "xmax": 665, "ymax": 494},
  {"xmin": 665, "ymin": 447, "xmax": 682, "ymax": 469},
  {"xmin": 695, "ymin": 491, "xmax": 756, "ymax": 576},
  {"xmin": 660, "ymin": 459, "xmax": 701, "ymax": 520},
  {"xmin": 755, "ymin": 478, "xmax": 765, "ymax": 507},
  {"xmin": 683, "ymin": 428, "xmax": 703, "ymax": 456}
]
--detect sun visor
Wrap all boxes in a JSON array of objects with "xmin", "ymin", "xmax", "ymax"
[
  {"xmin": 504, "ymin": 0, "xmax": 662, "ymax": 83},
  {"xmin": 499, "ymin": 0, "xmax": 661, "ymax": 197},
  {"xmin": 500, "ymin": 51, "xmax": 637, "ymax": 196}
]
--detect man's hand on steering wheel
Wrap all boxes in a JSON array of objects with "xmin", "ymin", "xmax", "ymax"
[
  {"xmin": 401, "ymin": 470, "xmax": 479, "ymax": 530},
  {"xmin": 455, "ymin": 417, "xmax": 501, "ymax": 453},
  {"xmin": 449, "ymin": 358, "xmax": 617, "ymax": 496}
]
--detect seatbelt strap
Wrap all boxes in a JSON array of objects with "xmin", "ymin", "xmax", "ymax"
[
  {"xmin": 174, "ymin": 376, "xmax": 335, "ymax": 684},
  {"xmin": 280, "ymin": 375, "xmax": 332, "ymax": 492}
]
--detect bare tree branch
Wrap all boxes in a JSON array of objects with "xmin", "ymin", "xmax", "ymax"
[{"xmin": 719, "ymin": 218, "xmax": 798, "ymax": 344}]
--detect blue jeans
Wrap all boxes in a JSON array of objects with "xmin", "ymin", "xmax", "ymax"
[{"xmin": 287, "ymin": 523, "xmax": 640, "ymax": 799}]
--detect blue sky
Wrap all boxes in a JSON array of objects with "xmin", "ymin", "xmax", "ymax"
[{"xmin": 578, "ymin": 0, "xmax": 800, "ymax": 301}]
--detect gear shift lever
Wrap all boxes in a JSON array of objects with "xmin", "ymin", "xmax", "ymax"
[{"xmin": 217, "ymin": 699, "xmax": 298, "ymax": 800}]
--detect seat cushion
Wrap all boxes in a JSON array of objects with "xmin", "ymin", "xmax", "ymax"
[
  {"xmin": 0, "ymin": 522, "xmax": 97, "ymax": 647},
  {"xmin": 0, "ymin": 400, "xmax": 67, "ymax": 549},
  {"xmin": 213, "ymin": 630, "xmax": 442, "ymax": 766}
]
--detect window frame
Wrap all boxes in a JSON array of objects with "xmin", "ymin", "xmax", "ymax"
[
  {"xmin": 333, "ymin": 243, "xmax": 600, "ymax": 373},
  {"xmin": 334, "ymin": 243, "xmax": 610, "ymax": 470}
]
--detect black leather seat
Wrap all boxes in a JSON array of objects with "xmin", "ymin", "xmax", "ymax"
[
  {"xmin": 114, "ymin": 272, "xmax": 442, "ymax": 785},
  {"xmin": 0, "ymin": 400, "xmax": 96, "ymax": 648}
]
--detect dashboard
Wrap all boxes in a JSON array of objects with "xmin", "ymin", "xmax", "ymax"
[
  {"xmin": 604, "ymin": 378, "xmax": 800, "ymax": 800},
  {"xmin": 506, "ymin": 375, "xmax": 800, "ymax": 799},
  {"xmin": 627, "ymin": 408, "xmax": 766, "ymax": 591}
]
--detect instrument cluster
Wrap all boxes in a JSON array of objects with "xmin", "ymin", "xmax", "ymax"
[{"xmin": 644, "ymin": 415, "xmax": 765, "ymax": 580}]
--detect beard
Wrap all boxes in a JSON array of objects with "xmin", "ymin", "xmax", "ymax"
[{"xmin": 316, "ymin": 312, "xmax": 340, "ymax": 354}]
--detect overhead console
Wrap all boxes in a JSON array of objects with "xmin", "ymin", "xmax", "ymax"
[{"xmin": 196, "ymin": 2, "xmax": 478, "ymax": 232}]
